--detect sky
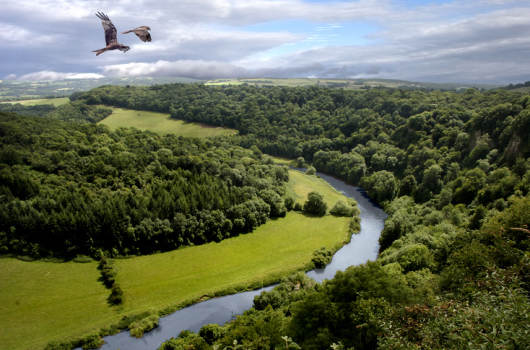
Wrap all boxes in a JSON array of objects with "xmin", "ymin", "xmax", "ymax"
[{"xmin": 1, "ymin": 0, "xmax": 529, "ymax": 84}]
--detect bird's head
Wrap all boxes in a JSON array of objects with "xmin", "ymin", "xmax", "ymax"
[{"xmin": 119, "ymin": 45, "xmax": 131, "ymax": 53}]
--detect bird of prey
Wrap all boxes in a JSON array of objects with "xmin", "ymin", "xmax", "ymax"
[
  {"xmin": 122, "ymin": 26, "xmax": 152, "ymax": 42},
  {"xmin": 93, "ymin": 12, "xmax": 130, "ymax": 56}
]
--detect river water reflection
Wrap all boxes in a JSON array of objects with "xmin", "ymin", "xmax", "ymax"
[{"xmin": 87, "ymin": 170, "xmax": 387, "ymax": 350}]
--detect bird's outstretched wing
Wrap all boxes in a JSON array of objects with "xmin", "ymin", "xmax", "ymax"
[
  {"xmin": 96, "ymin": 12, "xmax": 117, "ymax": 45},
  {"xmin": 122, "ymin": 26, "xmax": 152, "ymax": 42}
]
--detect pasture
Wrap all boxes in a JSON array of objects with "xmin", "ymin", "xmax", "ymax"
[
  {"xmin": 98, "ymin": 107, "xmax": 238, "ymax": 137},
  {"xmin": 4, "ymin": 97, "xmax": 70, "ymax": 106},
  {"xmin": 205, "ymin": 77, "xmax": 405, "ymax": 89},
  {"xmin": 0, "ymin": 168, "xmax": 353, "ymax": 350}
]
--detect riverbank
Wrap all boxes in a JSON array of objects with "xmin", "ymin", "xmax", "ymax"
[
  {"xmin": 0, "ymin": 169, "xmax": 353, "ymax": 350},
  {"xmin": 93, "ymin": 170, "xmax": 386, "ymax": 350}
]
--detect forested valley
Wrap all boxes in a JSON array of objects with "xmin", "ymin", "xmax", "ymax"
[
  {"xmin": 1, "ymin": 82, "xmax": 530, "ymax": 349},
  {"xmin": 0, "ymin": 111, "xmax": 291, "ymax": 258}
]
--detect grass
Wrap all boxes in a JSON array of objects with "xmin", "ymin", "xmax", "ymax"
[
  {"xmin": 117, "ymin": 212, "xmax": 350, "ymax": 313},
  {"xmin": 204, "ymin": 78, "xmax": 405, "ymax": 89},
  {"xmin": 0, "ymin": 168, "xmax": 352, "ymax": 350},
  {"xmin": 97, "ymin": 106, "xmax": 238, "ymax": 137},
  {"xmin": 4, "ymin": 97, "xmax": 70, "ymax": 106},
  {"xmin": 288, "ymin": 169, "xmax": 343, "ymax": 207},
  {"xmin": 0, "ymin": 259, "xmax": 112, "ymax": 350}
]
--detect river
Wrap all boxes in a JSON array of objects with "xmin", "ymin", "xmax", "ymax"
[{"xmin": 84, "ymin": 171, "xmax": 387, "ymax": 350}]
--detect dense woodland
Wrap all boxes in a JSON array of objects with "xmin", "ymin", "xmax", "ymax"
[
  {"xmin": 0, "ymin": 111, "xmax": 293, "ymax": 258},
  {"xmin": 1, "ymin": 82, "xmax": 530, "ymax": 349}
]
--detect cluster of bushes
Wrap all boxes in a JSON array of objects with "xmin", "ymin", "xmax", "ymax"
[
  {"xmin": 44, "ymin": 309, "xmax": 165, "ymax": 350},
  {"xmin": 311, "ymin": 247, "xmax": 333, "ymax": 268},
  {"xmin": 129, "ymin": 311, "xmax": 160, "ymax": 338},
  {"xmin": 98, "ymin": 256, "xmax": 123, "ymax": 305},
  {"xmin": 0, "ymin": 112, "xmax": 290, "ymax": 258}
]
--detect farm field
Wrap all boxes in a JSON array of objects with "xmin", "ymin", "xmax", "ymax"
[
  {"xmin": 3, "ymin": 97, "xmax": 70, "ymax": 106},
  {"xmin": 0, "ymin": 259, "xmax": 111, "ymax": 350},
  {"xmin": 97, "ymin": 106, "xmax": 238, "ymax": 137},
  {"xmin": 0, "ymin": 168, "xmax": 352, "ymax": 350},
  {"xmin": 206, "ymin": 77, "xmax": 411, "ymax": 89}
]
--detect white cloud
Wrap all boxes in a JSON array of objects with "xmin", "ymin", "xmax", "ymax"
[
  {"xmin": 100, "ymin": 60, "xmax": 249, "ymax": 79},
  {"xmin": 0, "ymin": 24, "xmax": 57, "ymax": 45},
  {"xmin": 1, "ymin": 0, "xmax": 529, "ymax": 83},
  {"xmin": 17, "ymin": 71, "xmax": 105, "ymax": 81}
]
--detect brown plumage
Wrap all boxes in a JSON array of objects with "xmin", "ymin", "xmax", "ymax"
[
  {"xmin": 122, "ymin": 26, "xmax": 152, "ymax": 42},
  {"xmin": 92, "ymin": 12, "xmax": 130, "ymax": 56}
]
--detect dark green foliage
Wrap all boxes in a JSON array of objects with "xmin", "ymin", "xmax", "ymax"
[
  {"xmin": 46, "ymin": 101, "xmax": 112, "ymax": 123},
  {"xmin": 0, "ymin": 102, "xmax": 56, "ymax": 117},
  {"xmin": 4, "ymin": 83, "xmax": 530, "ymax": 350},
  {"xmin": 303, "ymin": 191, "xmax": 327, "ymax": 216},
  {"xmin": 312, "ymin": 247, "xmax": 333, "ymax": 268},
  {"xmin": 107, "ymin": 284, "xmax": 124, "ymax": 305},
  {"xmin": 129, "ymin": 313, "xmax": 160, "ymax": 338},
  {"xmin": 159, "ymin": 330, "xmax": 211, "ymax": 350},
  {"xmin": 253, "ymin": 272, "xmax": 318, "ymax": 312},
  {"xmin": 216, "ymin": 306, "xmax": 286, "ymax": 350},
  {"xmin": 199, "ymin": 324, "xmax": 227, "ymax": 345},
  {"xmin": 329, "ymin": 200, "xmax": 358, "ymax": 217},
  {"xmin": 0, "ymin": 112, "xmax": 288, "ymax": 258}
]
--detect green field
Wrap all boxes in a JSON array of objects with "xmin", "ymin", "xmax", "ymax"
[
  {"xmin": 206, "ymin": 77, "xmax": 403, "ymax": 89},
  {"xmin": 0, "ymin": 169, "xmax": 352, "ymax": 350},
  {"xmin": 98, "ymin": 107, "xmax": 238, "ymax": 137},
  {"xmin": 5, "ymin": 97, "xmax": 70, "ymax": 106}
]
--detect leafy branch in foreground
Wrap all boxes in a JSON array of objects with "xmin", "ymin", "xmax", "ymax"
[{"xmin": 276, "ymin": 336, "xmax": 301, "ymax": 350}]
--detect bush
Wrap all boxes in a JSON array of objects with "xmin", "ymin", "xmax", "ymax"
[
  {"xmin": 303, "ymin": 191, "xmax": 327, "ymax": 216},
  {"xmin": 129, "ymin": 314, "xmax": 160, "ymax": 338},
  {"xmin": 312, "ymin": 247, "xmax": 333, "ymax": 268},
  {"xmin": 73, "ymin": 255, "xmax": 93, "ymax": 263},
  {"xmin": 284, "ymin": 196, "xmax": 295, "ymax": 211},
  {"xmin": 330, "ymin": 200, "xmax": 356, "ymax": 217},
  {"xmin": 81, "ymin": 334, "xmax": 105, "ymax": 350},
  {"xmin": 107, "ymin": 284, "xmax": 124, "ymax": 305},
  {"xmin": 199, "ymin": 324, "xmax": 227, "ymax": 345}
]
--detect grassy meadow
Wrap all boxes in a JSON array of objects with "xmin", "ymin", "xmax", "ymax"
[
  {"xmin": 0, "ymin": 259, "xmax": 112, "ymax": 350},
  {"xmin": 4, "ymin": 97, "xmax": 70, "ymax": 106},
  {"xmin": 98, "ymin": 107, "xmax": 238, "ymax": 137},
  {"xmin": 0, "ymin": 168, "xmax": 353, "ymax": 350},
  {"xmin": 205, "ymin": 77, "xmax": 405, "ymax": 89}
]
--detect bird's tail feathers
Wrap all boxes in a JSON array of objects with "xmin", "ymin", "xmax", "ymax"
[{"xmin": 92, "ymin": 48, "xmax": 107, "ymax": 56}]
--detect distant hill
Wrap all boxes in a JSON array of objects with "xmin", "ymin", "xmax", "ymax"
[
  {"xmin": 0, "ymin": 76, "xmax": 201, "ymax": 101},
  {"xmin": 205, "ymin": 77, "xmax": 501, "ymax": 91},
  {"xmin": 0, "ymin": 76, "xmax": 503, "ymax": 102}
]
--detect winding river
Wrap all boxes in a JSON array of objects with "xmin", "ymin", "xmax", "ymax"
[{"xmin": 85, "ymin": 171, "xmax": 387, "ymax": 350}]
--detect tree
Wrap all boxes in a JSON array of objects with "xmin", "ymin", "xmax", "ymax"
[{"xmin": 303, "ymin": 191, "xmax": 327, "ymax": 216}]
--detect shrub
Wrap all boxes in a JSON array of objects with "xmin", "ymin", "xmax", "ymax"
[
  {"xmin": 330, "ymin": 200, "xmax": 355, "ymax": 217},
  {"xmin": 303, "ymin": 191, "xmax": 327, "ymax": 216},
  {"xmin": 312, "ymin": 247, "xmax": 333, "ymax": 268},
  {"xmin": 107, "ymin": 284, "xmax": 124, "ymax": 305},
  {"xmin": 81, "ymin": 334, "xmax": 105, "ymax": 350},
  {"xmin": 73, "ymin": 255, "xmax": 93, "ymax": 263},
  {"xmin": 199, "ymin": 324, "xmax": 227, "ymax": 345},
  {"xmin": 129, "ymin": 314, "xmax": 160, "ymax": 338}
]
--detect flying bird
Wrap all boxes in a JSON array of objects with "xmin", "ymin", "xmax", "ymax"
[
  {"xmin": 122, "ymin": 26, "xmax": 152, "ymax": 42},
  {"xmin": 93, "ymin": 12, "xmax": 130, "ymax": 56}
]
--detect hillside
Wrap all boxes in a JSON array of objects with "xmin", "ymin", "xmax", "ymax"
[
  {"xmin": 74, "ymin": 83, "xmax": 529, "ymax": 350},
  {"xmin": 1, "ymin": 82, "xmax": 529, "ymax": 350},
  {"xmin": 0, "ymin": 76, "xmax": 201, "ymax": 101}
]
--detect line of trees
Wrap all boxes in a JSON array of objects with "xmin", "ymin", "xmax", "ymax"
[
  {"xmin": 0, "ymin": 111, "xmax": 292, "ymax": 258},
  {"xmin": 2, "ymin": 82, "xmax": 530, "ymax": 349}
]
